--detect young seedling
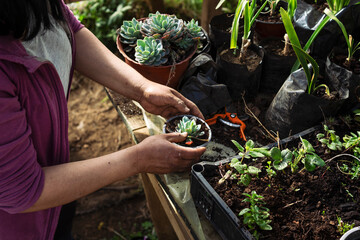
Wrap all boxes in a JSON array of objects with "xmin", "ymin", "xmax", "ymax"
[
  {"xmin": 291, "ymin": 137, "xmax": 325, "ymax": 172},
  {"xmin": 337, "ymin": 215, "xmax": 355, "ymax": 235},
  {"xmin": 265, "ymin": 160, "xmax": 277, "ymax": 179},
  {"xmin": 326, "ymin": 0, "xmax": 351, "ymax": 13},
  {"xmin": 232, "ymin": 139, "xmax": 271, "ymax": 161},
  {"xmin": 229, "ymin": 158, "xmax": 261, "ymax": 186},
  {"xmin": 324, "ymin": 8, "xmax": 360, "ymax": 66},
  {"xmin": 175, "ymin": 116, "xmax": 205, "ymax": 145},
  {"xmin": 343, "ymin": 131, "xmax": 360, "ymax": 157},
  {"xmin": 280, "ymin": 8, "xmax": 330, "ymax": 95},
  {"xmin": 339, "ymin": 158, "xmax": 360, "ymax": 179},
  {"xmin": 239, "ymin": 191, "xmax": 272, "ymax": 239},
  {"xmin": 269, "ymin": 147, "xmax": 294, "ymax": 171},
  {"xmin": 316, "ymin": 125, "xmax": 343, "ymax": 151},
  {"xmin": 282, "ymin": 0, "xmax": 297, "ymax": 55},
  {"xmin": 230, "ymin": 0, "xmax": 267, "ymax": 61}
]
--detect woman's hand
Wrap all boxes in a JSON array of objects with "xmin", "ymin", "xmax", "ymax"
[
  {"xmin": 132, "ymin": 133, "xmax": 206, "ymax": 174},
  {"xmin": 139, "ymin": 82, "xmax": 204, "ymax": 119}
]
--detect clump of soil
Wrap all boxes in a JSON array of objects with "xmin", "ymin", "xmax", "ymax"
[{"xmin": 220, "ymin": 48, "xmax": 263, "ymax": 72}]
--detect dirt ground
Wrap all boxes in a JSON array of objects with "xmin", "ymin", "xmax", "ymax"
[{"xmin": 68, "ymin": 72, "xmax": 154, "ymax": 240}]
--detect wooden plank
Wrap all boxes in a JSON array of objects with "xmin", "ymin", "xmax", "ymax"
[
  {"xmin": 147, "ymin": 174, "xmax": 195, "ymax": 240},
  {"xmin": 141, "ymin": 173, "xmax": 178, "ymax": 240}
]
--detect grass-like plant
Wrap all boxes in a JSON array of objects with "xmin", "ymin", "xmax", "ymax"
[
  {"xmin": 280, "ymin": 8, "xmax": 330, "ymax": 95},
  {"xmin": 326, "ymin": 0, "xmax": 351, "ymax": 13},
  {"xmin": 230, "ymin": 0, "xmax": 267, "ymax": 61},
  {"xmin": 324, "ymin": 8, "xmax": 360, "ymax": 65}
]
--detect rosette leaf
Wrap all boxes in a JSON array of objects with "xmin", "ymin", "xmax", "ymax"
[{"xmin": 134, "ymin": 37, "xmax": 168, "ymax": 66}]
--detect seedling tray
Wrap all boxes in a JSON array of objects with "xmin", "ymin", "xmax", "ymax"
[
  {"xmin": 191, "ymin": 126, "xmax": 321, "ymax": 240},
  {"xmin": 191, "ymin": 158, "xmax": 254, "ymax": 240}
]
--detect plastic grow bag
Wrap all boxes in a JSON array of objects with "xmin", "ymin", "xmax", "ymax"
[
  {"xmin": 265, "ymin": 67, "xmax": 347, "ymax": 138},
  {"xmin": 179, "ymin": 53, "xmax": 233, "ymax": 118},
  {"xmin": 325, "ymin": 49, "xmax": 360, "ymax": 113},
  {"xmin": 294, "ymin": 0, "xmax": 360, "ymax": 59},
  {"xmin": 216, "ymin": 44, "xmax": 264, "ymax": 101}
]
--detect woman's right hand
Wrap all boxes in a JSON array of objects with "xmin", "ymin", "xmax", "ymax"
[{"xmin": 131, "ymin": 133, "xmax": 206, "ymax": 174}]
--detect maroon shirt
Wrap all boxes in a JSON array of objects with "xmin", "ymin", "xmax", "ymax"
[{"xmin": 0, "ymin": 2, "xmax": 83, "ymax": 239}]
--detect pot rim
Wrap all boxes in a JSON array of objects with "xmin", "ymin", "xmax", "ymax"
[
  {"xmin": 340, "ymin": 226, "xmax": 360, "ymax": 240},
  {"xmin": 163, "ymin": 114, "xmax": 212, "ymax": 148}
]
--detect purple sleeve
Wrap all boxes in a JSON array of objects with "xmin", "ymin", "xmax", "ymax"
[
  {"xmin": 0, "ymin": 70, "xmax": 44, "ymax": 214},
  {"xmin": 61, "ymin": 0, "xmax": 84, "ymax": 34}
]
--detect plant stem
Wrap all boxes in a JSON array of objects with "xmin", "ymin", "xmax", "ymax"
[
  {"xmin": 239, "ymin": 37, "xmax": 251, "ymax": 62},
  {"xmin": 282, "ymin": 34, "xmax": 290, "ymax": 56}
]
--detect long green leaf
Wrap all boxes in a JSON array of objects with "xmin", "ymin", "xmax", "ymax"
[
  {"xmin": 291, "ymin": 15, "xmax": 330, "ymax": 72},
  {"xmin": 324, "ymin": 8, "xmax": 350, "ymax": 50},
  {"xmin": 291, "ymin": 44, "xmax": 320, "ymax": 94},
  {"xmin": 216, "ymin": 0, "xmax": 226, "ymax": 9},
  {"xmin": 280, "ymin": 8, "xmax": 312, "ymax": 86},
  {"xmin": 250, "ymin": 0, "xmax": 268, "ymax": 27},
  {"xmin": 230, "ymin": 0, "xmax": 247, "ymax": 49}
]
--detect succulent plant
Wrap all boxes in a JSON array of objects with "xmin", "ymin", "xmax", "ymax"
[
  {"xmin": 118, "ymin": 11, "xmax": 202, "ymax": 66},
  {"xmin": 134, "ymin": 36, "xmax": 168, "ymax": 66},
  {"xmin": 118, "ymin": 18, "xmax": 142, "ymax": 52},
  {"xmin": 176, "ymin": 116, "xmax": 205, "ymax": 144}
]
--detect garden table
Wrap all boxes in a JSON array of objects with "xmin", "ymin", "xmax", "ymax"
[{"xmin": 105, "ymin": 88, "xmax": 222, "ymax": 240}]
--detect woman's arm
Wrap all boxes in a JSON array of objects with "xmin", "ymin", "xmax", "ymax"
[
  {"xmin": 74, "ymin": 27, "xmax": 204, "ymax": 119},
  {"xmin": 23, "ymin": 132, "xmax": 205, "ymax": 213}
]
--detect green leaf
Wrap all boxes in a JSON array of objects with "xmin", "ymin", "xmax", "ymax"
[
  {"xmin": 248, "ymin": 166, "xmax": 261, "ymax": 175},
  {"xmin": 301, "ymin": 138, "xmax": 315, "ymax": 153},
  {"xmin": 270, "ymin": 147, "xmax": 282, "ymax": 161},
  {"xmin": 304, "ymin": 153, "xmax": 325, "ymax": 171},
  {"xmin": 232, "ymin": 140, "xmax": 244, "ymax": 152}
]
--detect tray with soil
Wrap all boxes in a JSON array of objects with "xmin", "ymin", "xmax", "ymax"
[{"xmin": 191, "ymin": 116, "xmax": 360, "ymax": 240}]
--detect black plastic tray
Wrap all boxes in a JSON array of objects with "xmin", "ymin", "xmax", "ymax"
[
  {"xmin": 191, "ymin": 125, "xmax": 321, "ymax": 240},
  {"xmin": 191, "ymin": 158, "xmax": 255, "ymax": 240}
]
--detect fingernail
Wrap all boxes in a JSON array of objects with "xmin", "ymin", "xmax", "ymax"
[{"xmin": 184, "ymin": 107, "xmax": 190, "ymax": 112}]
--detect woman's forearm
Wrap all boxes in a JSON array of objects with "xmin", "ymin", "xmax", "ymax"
[
  {"xmin": 23, "ymin": 146, "xmax": 139, "ymax": 213},
  {"xmin": 74, "ymin": 27, "xmax": 149, "ymax": 102}
]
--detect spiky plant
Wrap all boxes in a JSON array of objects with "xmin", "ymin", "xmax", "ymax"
[
  {"xmin": 176, "ymin": 116, "xmax": 205, "ymax": 145},
  {"xmin": 134, "ymin": 37, "xmax": 168, "ymax": 66},
  {"xmin": 118, "ymin": 18, "xmax": 142, "ymax": 52},
  {"xmin": 118, "ymin": 12, "xmax": 202, "ymax": 66}
]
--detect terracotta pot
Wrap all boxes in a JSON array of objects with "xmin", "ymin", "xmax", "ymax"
[{"xmin": 116, "ymin": 35, "xmax": 196, "ymax": 89}]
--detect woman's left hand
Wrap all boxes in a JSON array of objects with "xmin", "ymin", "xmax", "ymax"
[{"xmin": 139, "ymin": 82, "xmax": 204, "ymax": 119}]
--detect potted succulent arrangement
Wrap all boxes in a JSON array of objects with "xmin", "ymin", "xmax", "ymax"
[
  {"xmin": 163, "ymin": 115, "xmax": 212, "ymax": 148},
  {"xmin": 216, "ymin": 0, "xmax": 267, "ymax": 101},
  {"xmin": 191, "ymin": 114, "xmax": 360, "ymax": 239},
  {"xmin": 117, "ymin": 12, "xmax": 205, "ymax": 88}
]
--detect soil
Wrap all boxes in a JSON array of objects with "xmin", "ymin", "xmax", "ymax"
[
  {"xmin": 260, "ymin": 38, "xmax": 295, "ymax": 57},
  {"xmin": 220, "ymin": 48, "xmax": 263, "ymax": 72},
  {"xmin": 68, "ymin": 72, "xmax": 154, "ymax": 240},
  {"xmin": 331, "ymin": 54, "xmax": 360, "ymax": 74},
  {"xmin": 204, "ymin": 118, "xmax": 360, "ymax": 239}
]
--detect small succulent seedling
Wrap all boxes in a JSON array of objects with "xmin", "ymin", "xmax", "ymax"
[
  {"xmin": 239, "ymin": 191, "xmax": 272, "ymax": 239},
  {"xmin": 316, "ymin": 125, "xmax": 343, "ymax": 151},
  {"xmin": 175, "ymin": 116, "xmax": 205, "ymax": 145},
  {"xmin": 135, "ymin": 37, "xmax": 168, "ymax": 66}
]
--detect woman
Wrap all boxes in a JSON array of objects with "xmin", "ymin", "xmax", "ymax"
[{"xmin": 0, "ymin": 0, "xmax": 206, "ymax": 239}]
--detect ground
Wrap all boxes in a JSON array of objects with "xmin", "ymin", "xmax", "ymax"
[{"xmin": 68, "ymin": 72, "xmax": 154, "ymax": 240}]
